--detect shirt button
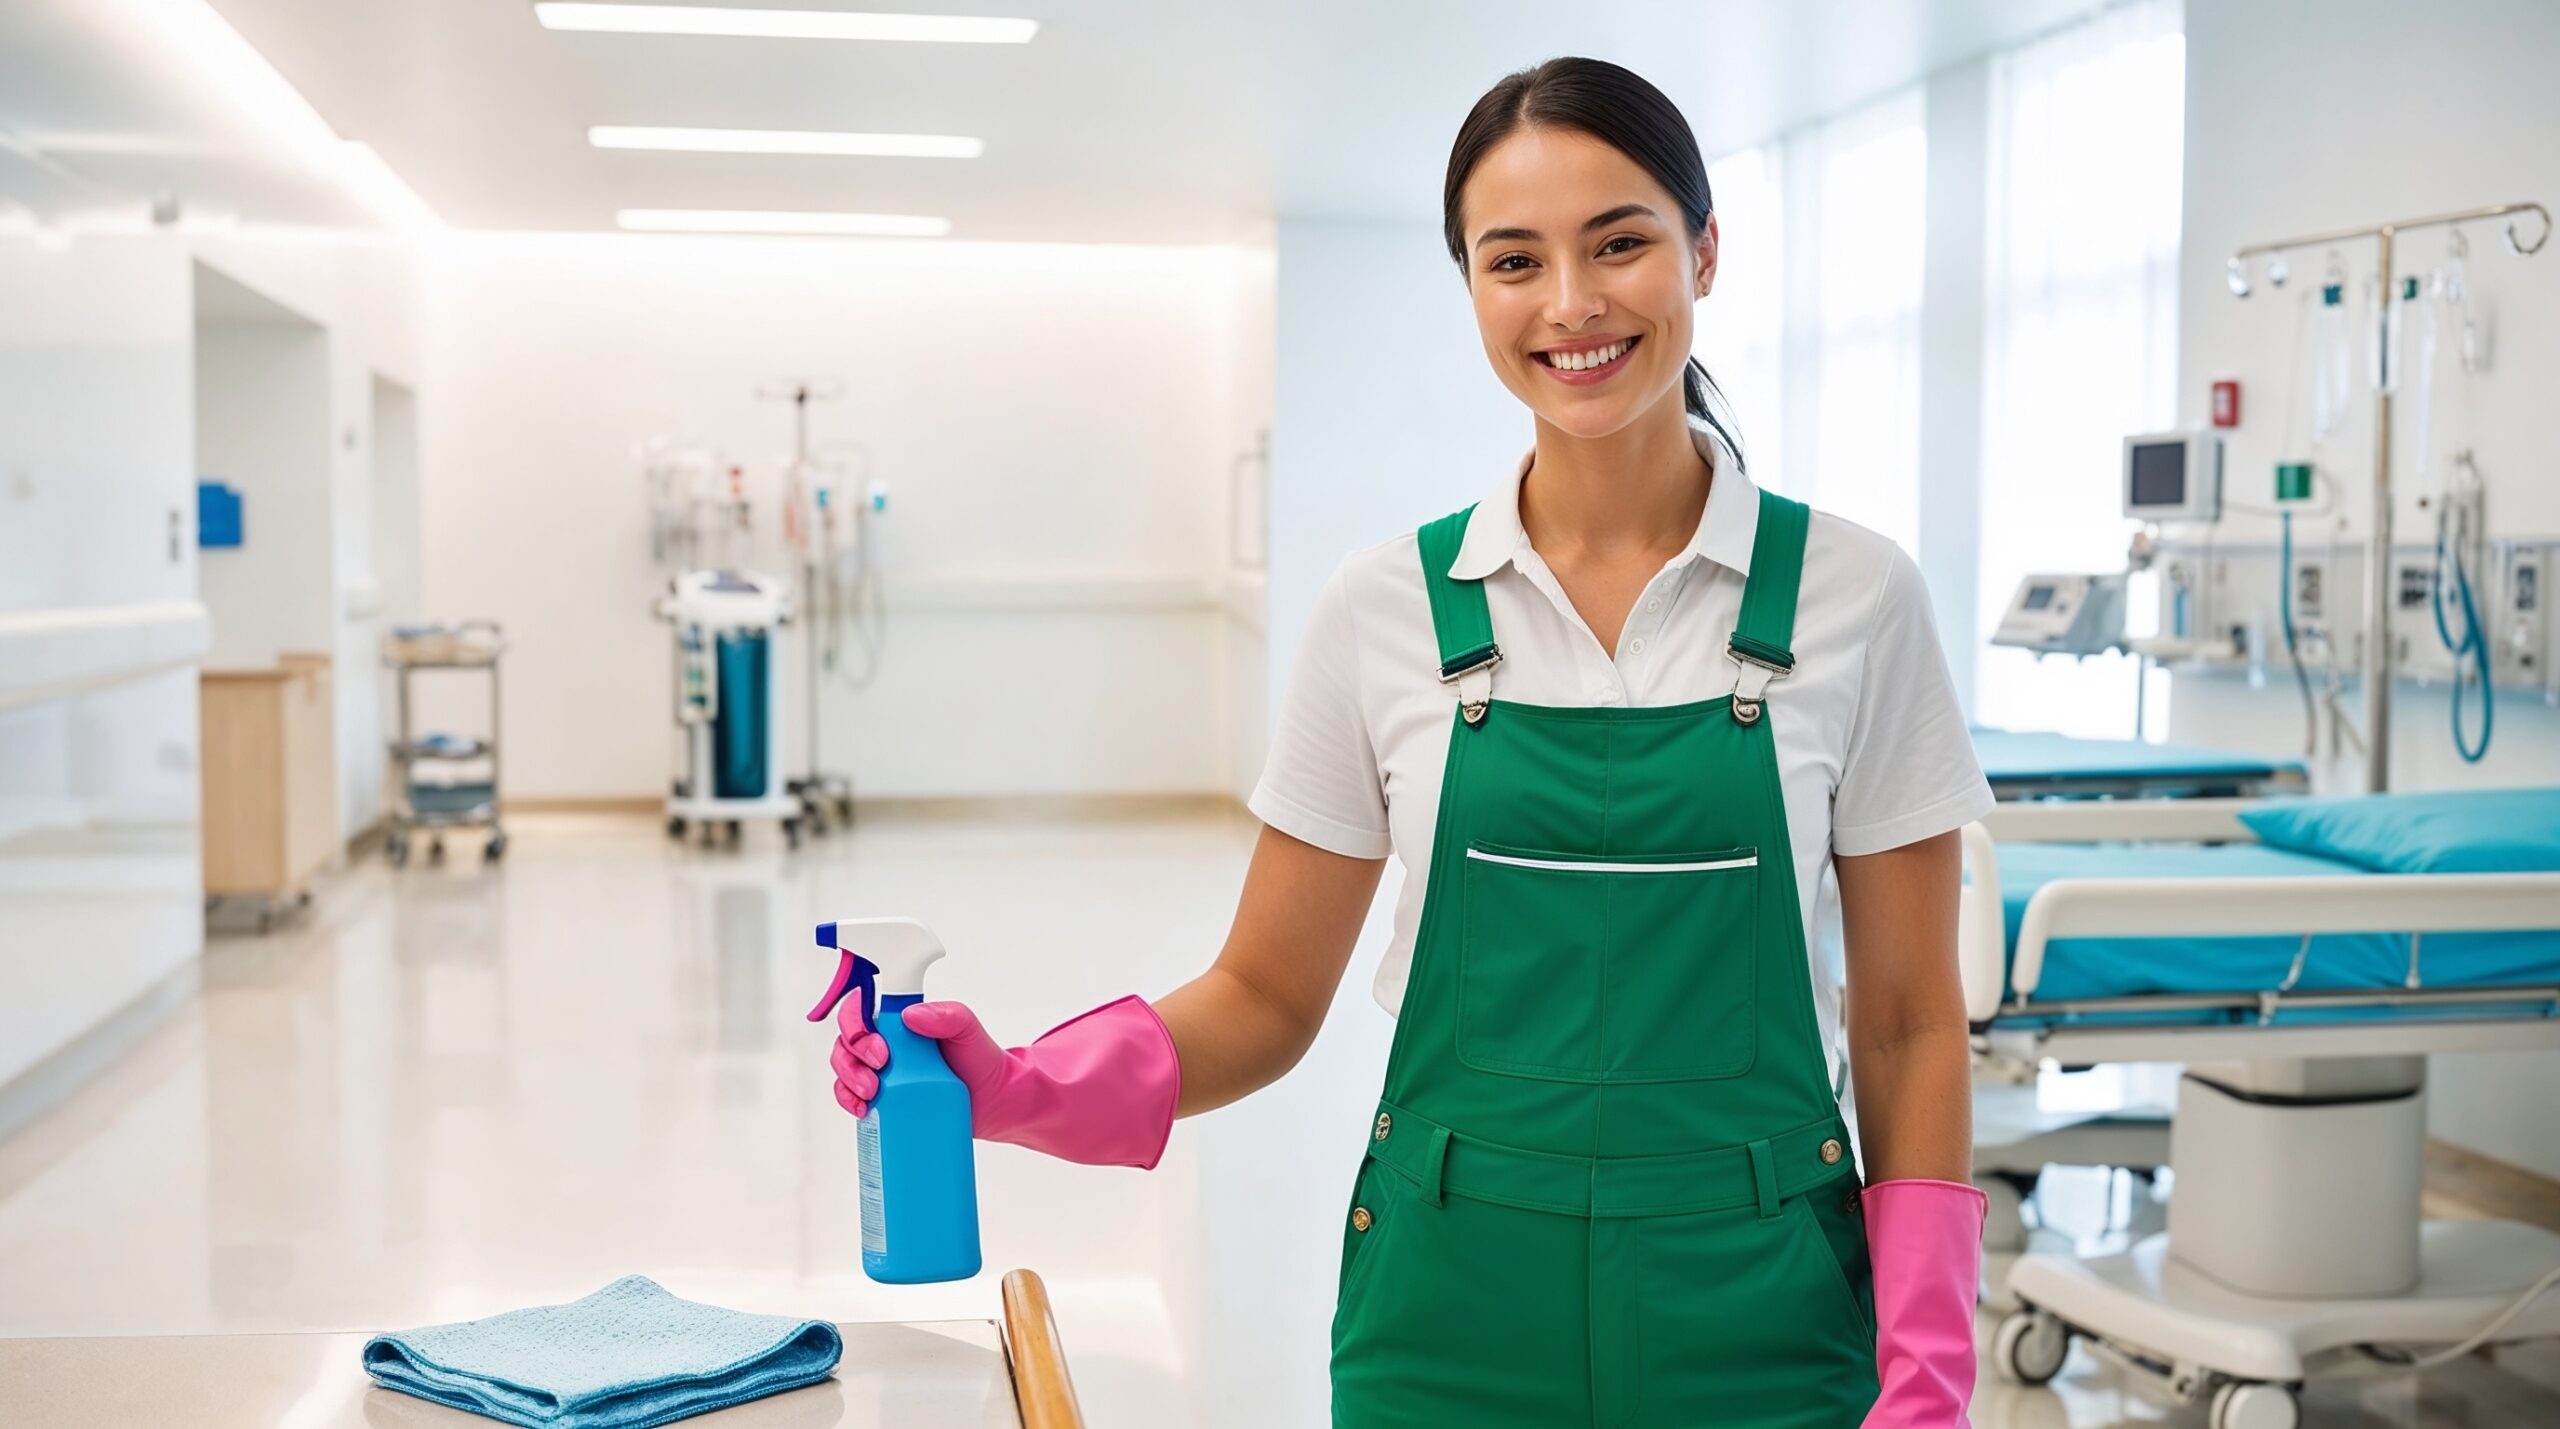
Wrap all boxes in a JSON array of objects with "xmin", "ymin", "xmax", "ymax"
[
  {"xmin": 1645, "ymin": 598, "xmax": 1662, "ymax": 613},
  {"xmin": 1599, "ymin": 685, "xmax": 1620, "ymax": 701},
  {"xmin": 1629, "ymin": 637, "xmax": 1647, "ymax": 654}
]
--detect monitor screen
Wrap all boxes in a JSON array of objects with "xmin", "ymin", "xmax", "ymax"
[
  {"xmin": 2023, "ymin": 585, "xmax": 2054, "ymax": 610},
  {"xmin": 2128, "ymin": 441, "xmax": 2187, "ymax": 509}
]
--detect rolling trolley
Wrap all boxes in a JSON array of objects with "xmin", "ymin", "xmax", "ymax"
[{"xmin": 383, "ymin": 621, "xmax": 507, "ymax": 867}]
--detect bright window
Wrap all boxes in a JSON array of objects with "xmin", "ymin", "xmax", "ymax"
[{"xmin": 1975, "ymin": 0, "xmax": 2187, "ymax": 736}]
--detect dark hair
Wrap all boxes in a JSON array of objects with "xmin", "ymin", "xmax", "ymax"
[{"xmin": 1442, "ymin": 56, "xmax": 1745, "ymax": 472}]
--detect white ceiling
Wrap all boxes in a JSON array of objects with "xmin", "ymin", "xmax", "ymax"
[{"xmin": 4, "ymin": 0, "xmax": 2109, "ymax": 245}]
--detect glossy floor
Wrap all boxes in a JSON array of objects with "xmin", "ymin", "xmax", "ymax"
[{"xmin": 0, "ymin": 808, "xmax": 2554, "ymax": 1427}]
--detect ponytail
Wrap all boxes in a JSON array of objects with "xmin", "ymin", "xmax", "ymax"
[{"xmin": 1684, "ymin": 356, "xmax": 1747, "ymax": 475}]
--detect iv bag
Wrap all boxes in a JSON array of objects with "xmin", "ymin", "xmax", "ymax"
[{"xmin": 2313, "ymin": 276, "xmax": 2353, "ymax": 440}]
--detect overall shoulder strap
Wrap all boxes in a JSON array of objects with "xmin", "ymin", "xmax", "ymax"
[
  {"xmin": 1727, "ymin": 490, "xmax": 1809, "ymax": 725},
  {"xmin": 1732, "ymin": 489, "xmax": 1809, "ymax": 668},
  {"xmin": 1415, "ymin": 507, "xmax": 1500, "ymax": 724}
]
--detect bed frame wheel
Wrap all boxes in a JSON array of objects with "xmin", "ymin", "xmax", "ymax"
[
  {"xmin": 2209, "ymin": 1381, "xmax": 2299, "ymax": 1429},
  {"xmin": 1994, "ymin": 1308, "xmax": 2069, "ymax": 1387}
]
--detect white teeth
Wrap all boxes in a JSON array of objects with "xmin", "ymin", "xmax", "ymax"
[{"xmin": 1549, "ymin": 340, "xmax": 1629, "ymax": 372}]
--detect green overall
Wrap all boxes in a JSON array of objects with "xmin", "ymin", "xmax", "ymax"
[{"xmin": 1330, "ymin": 490, "xmax": 1880, "ymax": 1428}]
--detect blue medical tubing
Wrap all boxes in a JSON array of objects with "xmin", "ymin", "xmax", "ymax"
[{"xmin": 2431, "ymin": 531, "xmax": 2494, "ymax": 763}]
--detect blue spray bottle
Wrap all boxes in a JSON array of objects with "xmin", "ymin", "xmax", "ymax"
[{"xmin": 806, "ymin": 917, "xmax": 982, "ymax": 1284}]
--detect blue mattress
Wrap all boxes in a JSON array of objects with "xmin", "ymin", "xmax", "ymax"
[
  {"xmin": 1984, "ymin": 842, "xmax": 2560, "ymax": 1025},
  {"xmin": 1973, "ymin": 729, "xmax": 2303, "ymax": 785}
]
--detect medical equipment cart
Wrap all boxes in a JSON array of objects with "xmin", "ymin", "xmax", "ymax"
[
  {"xmin": 382, "ymin": 621, "xmax": 508, "ymax": 868},
  {"xmin": 659, "ymin": 569, "xmax": 804, "ymax": 850}
]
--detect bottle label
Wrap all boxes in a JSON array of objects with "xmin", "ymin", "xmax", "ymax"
[{"xmin": 858, "ymin": 1112, "xmax": 886, "ymax": 1257}]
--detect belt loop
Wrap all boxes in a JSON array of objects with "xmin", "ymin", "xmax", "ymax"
[
  {"xmin": 1417, "ymin": 1125, "xmax": 1450, "ymax": 1208},
  {"xmin": 1747, "ymin": 1138, "xmax": 1780, "ymax": 1219}
]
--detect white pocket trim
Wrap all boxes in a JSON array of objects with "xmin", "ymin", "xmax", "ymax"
[{"xmin": 1464, "ymin": 849, "xmax": 1759, "ymax": 875}]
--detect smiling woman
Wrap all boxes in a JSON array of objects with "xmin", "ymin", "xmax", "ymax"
[{"xmin": 1440, "ymin": 59, "xmax": 1748, "ymax": 470}]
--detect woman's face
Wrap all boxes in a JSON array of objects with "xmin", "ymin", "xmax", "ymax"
[{"xmin": 1459, "ymin": 126, "xmax": 1717, "ymax": 440}]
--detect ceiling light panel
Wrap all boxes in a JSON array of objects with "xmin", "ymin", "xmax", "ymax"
[
  {"xmin": 616, "ymin": 208, "xmax": 952, "ymax": 236},
  {"xmin": 533, "ymin": 6, "xmax": 1038, "ymax": 43},
  {"xmin": 588, "ymin": 127, "xmax": 983, "ymax": 158}
]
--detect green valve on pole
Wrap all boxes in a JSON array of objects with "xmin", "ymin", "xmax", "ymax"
[{"xmin": 2275, "ymin": 462, "xmax": 2314, "ymax": 502}]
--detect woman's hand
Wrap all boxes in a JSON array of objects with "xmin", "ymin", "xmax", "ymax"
[{"xmin": 825, "ymin": 1000, "xmax": 1007, "ymax": 1121}]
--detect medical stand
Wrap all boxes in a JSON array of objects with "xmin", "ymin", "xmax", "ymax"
[
  {"xmin": 760, "ymin": 379, "xmax": 861, "ymax": 836},
  {"xmin": 2224, "ymin": 199, "xmax": 2549, "ymax": 792}
]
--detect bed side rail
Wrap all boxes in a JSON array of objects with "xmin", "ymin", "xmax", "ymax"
[
  {"xmin": 2011, "ymin": 871, "xmax": 2560, "ymax": 1004},
  {"xmin": 1979, "ymin": 797, "xmax": 2260, "ymax": 844}
]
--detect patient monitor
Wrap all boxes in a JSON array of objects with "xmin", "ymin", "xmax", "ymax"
[
  {"xmin": 1992, "ymin": 573, "xmax": 2128, "ymax": 657},
  {"xmin": 2122, "ymin": 429, "xmax": 2222, "ymax": 523}
]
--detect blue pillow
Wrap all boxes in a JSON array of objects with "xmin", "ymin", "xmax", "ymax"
[{"xmin": 2239, "ymin": 788, "xmax": 2560, "ymax": 874}]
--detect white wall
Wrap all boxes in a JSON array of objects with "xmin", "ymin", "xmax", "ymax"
[
  {"xmin": 0, "ymin": 235, "xmax": 204, "ymax": 1109},
  {"xmin": 194, "ymin": 304, "xmax": 335, "ymax": 670},
  {"xmin": 194, "ymin": 234, "xmax": 427, "ymax": 839},
  {"xmin": 417, "ymin": 233, "xmax": 1264, "ymax": 803},
  {"xmin": 0, "ymin": 227, "xmax": 420, "ymax": 1125},
  {"xmin": 1918, "ymin": 59, "xmax": 1991, "ymax": 715},
  {"xmin": 2175, "ymin": 0, "xmax": 2560, "ymax": 1177}
]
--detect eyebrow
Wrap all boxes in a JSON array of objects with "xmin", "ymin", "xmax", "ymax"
[{"xmin": 1473, "ymin": 203, "xmax": 1660, "ymax": 252}]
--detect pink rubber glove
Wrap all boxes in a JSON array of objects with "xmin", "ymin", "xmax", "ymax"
[
  {"xmin": 1860, "ymin": 1178, "xmax": 1988, "ymax": 1429},
  {"xmin": 827, "ymin": 995, "xmax": 1181, "ymax": 1170}
]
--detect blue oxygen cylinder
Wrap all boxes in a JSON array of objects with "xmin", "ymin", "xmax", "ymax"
[{"xmin": 806, "ymin": 918, "xmax": 982, "ymax": 1284}]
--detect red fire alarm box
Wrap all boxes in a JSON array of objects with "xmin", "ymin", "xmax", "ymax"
[{"xmin": 2211, "ymin": 378, "xmax": 2241, "ymax": 428}]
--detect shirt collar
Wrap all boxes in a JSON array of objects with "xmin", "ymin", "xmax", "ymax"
[{"xmin": 1448, "ymin": 420, "xmax": 1760, "ymax": 582}]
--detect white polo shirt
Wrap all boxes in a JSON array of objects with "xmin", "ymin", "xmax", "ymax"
[{"xmin": 1248, "ymin": 423, "xmax": 1993, "ymax": 1088}]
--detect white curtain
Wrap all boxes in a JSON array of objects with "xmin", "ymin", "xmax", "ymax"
[
  {"xmin": 1697, "ymin": 146, "xmax": 1785, "ymax": 483},
  {"xmin": 1974, "ymin": 0, "xmax": 2186, "ymax": 736},
  {"xmin": 1794, "ymin": 89, "xmax": 1928, "ymax": 553}
]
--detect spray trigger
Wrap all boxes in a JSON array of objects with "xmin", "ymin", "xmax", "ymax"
[{"xmin": 806, "ymin": 945, "xmax": 883, "ymax": 1035}]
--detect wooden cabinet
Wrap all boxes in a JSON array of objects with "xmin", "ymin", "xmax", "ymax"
[{"xmin": 200, "ymin": 653, "xmax": 338, "ymax": 903}]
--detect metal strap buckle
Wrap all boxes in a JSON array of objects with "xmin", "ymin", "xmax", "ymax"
[
  {"xmin": 1439, "ymin": 645, "xmax": 1502, "ymax": 726},
  {"xmin": 1726, "ymin": 643, "xmax": 1790, "ymax": 725}
]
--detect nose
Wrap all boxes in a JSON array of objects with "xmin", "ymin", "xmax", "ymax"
[{"xmin": 1542, "ymin": 258, "xmax": 1605, "ymax": 332}]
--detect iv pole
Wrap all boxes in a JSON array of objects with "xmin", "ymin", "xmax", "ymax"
[
  {"xmin": 2226, "ymin": 199, "xmax": 2549, "ymax": 793},
  {"xmin": 757, "ymin": 378, "xmax": 858, "ymax": 834}
]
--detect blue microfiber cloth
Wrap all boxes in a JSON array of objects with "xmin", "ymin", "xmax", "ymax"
[{"xmin": 362, "ymin": 1276, "xmax": 842, "ymax": 1429}]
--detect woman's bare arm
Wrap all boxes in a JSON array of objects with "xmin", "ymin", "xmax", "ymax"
[
  {"xmin": 1837, "ymin": 830, "xmax": 1974, "ymax": 1184},
  {"xmin": 1156, "ymin": 824, "xmax": 1387, "ymax": 1116}
]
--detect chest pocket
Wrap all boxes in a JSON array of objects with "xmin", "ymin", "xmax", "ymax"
[{"xmin": 1456, "ymin": 843, "xmax": 1760, "ymax": 1083}]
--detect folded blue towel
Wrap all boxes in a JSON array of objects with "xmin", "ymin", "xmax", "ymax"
[{"xmin": 362, "ymin": 1276, "xmax": 842, "ymax": 1429}]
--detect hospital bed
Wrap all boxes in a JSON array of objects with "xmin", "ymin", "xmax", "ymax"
[
  {"xmin": 1972, "ymin": 728, "xmax": 2307, "ymax": 802},
  {"xmin": 1957, "ymin": 790, "xmax": 2560, "ymax": 1429},
  {"xmin": 1965, "ymin": 729, "xmax": 2307, "ymax": 1283}
]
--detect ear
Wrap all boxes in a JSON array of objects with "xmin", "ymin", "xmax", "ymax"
[{"xmin": 1694, "ymin": 212, "xmax": 1721, "ymax": 300}]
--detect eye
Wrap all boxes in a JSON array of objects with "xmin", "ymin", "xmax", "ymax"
[
  {"xmin": 1600, "ymin": 235, "xmax": 1645, "ymax": 256},
  {"xmin": 1488, "ymin": 253, "xmax": 1534, "ymax": 273}
]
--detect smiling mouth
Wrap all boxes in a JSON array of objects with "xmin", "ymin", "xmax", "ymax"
[{"xmin": 1536, "ymin": 336, "xmax": 1639, "ymax": 371}]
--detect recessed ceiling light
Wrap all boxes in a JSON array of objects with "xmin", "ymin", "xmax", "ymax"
[
  {"xmin": 534, "ymin": 5, "xmax": 1037, "ymax": 43},
  {"xmin": 616, "ymin": 209, "xmax": 952, "ymax": 237},
  {"xmin": 589, "ymin": 127, "xmax": 983, "ymax": 158}
]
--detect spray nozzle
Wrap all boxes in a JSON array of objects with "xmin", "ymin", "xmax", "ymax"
[{"xmin": 806, "ymin": 918, "xmax": 947, "ymax": 1035}]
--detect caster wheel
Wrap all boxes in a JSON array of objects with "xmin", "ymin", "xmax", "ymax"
[
  {"xmin": 387, "ymin": 836, "xmax": 410, "ymax": 869},
  {"xmin": 483, "ymin": 833, "xmax": 507, "ymax": 863},
  {"xmin": 2209, "ymin": 1382, "xmax": 2298, "ymax": 1429},
  {"xmin": 806, "ymin": 807, "xmax": 828, "ymax": 837},
  {"xmin": 667, "ymin": 815, "xmax": 687, "ymax": 839},
  {"xmin": 783, "ymin": 818, "xmax": 803, "ymax": 850},
  {"xmin": 1994, "ymin": 1309, "xmax": 2069, "ymax": 1387},
  {"xmin": 428, "ymin": 838, "xmax": 446, "ymax": 863},
  {"xmin": 836, "ymin": 796, "xmax": 855, "ymax": 823},
  {"xmin": 725, "ymin": 820, "xmax": 742, "ymax": 847}
]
